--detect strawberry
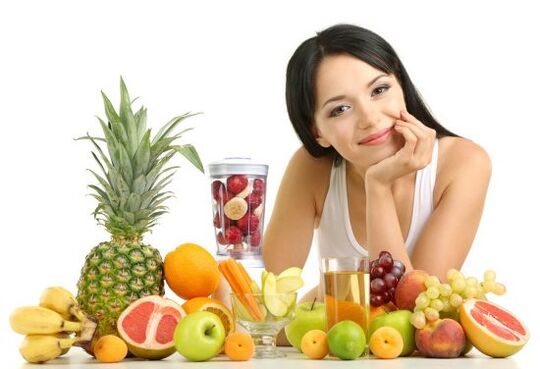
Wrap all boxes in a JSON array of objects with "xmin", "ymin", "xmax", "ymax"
[
  {"xmin": 225, "ymin": 225, "xmax": 243, "ymax": 244},
  {"xmin": 245, "ymin": 193, "xmax": 262, "ymax": 209},
  {"xmin": 212, "ymin": 180, "xmax": 224, "ymax": 200},
  {"xmin": 217, "ymin": 231, "xmax": 229, "ymax": 245},
  {"xmin": 253, "ymin": 178, "xmax": 265, "ymax": 195},
  {"xmin": 237, "ymin": 213, "xmax": 260, "ymax": 235},
  {"xmin": 212, "ymin": 180, "xmax": 232, "ymax": 203},
  {"xmin": 226, "ymin": 175, "xmax": 248, "ymax": 195},
  {"xmin": 249, "ymin": 230, "xmax": 261, "ymax": 247}
]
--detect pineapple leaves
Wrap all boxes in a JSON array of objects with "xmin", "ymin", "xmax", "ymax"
[
  {"xmin": 81, "ymin": 78, "xmax": 205, "ymax": 237},
  {"xmin": 132, "ymin": 175, "xmax": 146, "ymax": 194},
  {"xmin": 119, "ymin": 77, "xmax": 138, "ymax": 157},
  {"xmin": 152, "ymin": 112, "xmax": 200, "ymax": 145},
  {"xmin": 171, "ymin": 144, "xmax": 204, "ymax": 173},
  {"xmin": 133, "ymin": 130, "xmax": 151, "ymax": 178}
]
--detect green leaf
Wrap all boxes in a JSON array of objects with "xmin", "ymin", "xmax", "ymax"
[
  {"xmin": 133, "ymin": 130, "xmax": 151, "ymax": 178},
  {"xmin": 101, "ymin": 92, "xmax": 128, "ymax": 146},
  {"xmin": 119, "ymin": 78, "xmax": 138, "ymax": 157},
  {"xmin": 127, "ymin": 193, "xmax": 141, "ymax": 212},
  {"xmin": 98, "ymin": 117, "xmax": 120, "ymax": 167},
  {"xmin": 75, "ymin": 135, "xmax": 106, "ymax": 143},
  {"xmin": 172, "ymin": 144, "xmax": 204, "ymax": 173},
  {"xmin": 117, "ymin": 141, "xmax": 133, "ymax": 184},
  {"xmin": 144, "ymin": 151, "xmax": 175, "ymax": 188},
  {"xmin": 152, "ymin": 112, "xmax": 201, "ymax": 145},
  {"xmin": 134, "ymin": 106, "xmax": 147, "ymax": 142},
  {"xmin": 132, "ymin": 175, "xmax": 146, "ymax": 194}
]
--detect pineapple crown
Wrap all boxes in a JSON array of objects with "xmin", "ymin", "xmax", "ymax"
[{"xmin": 79, "ymin": 78, "xmax": 204, "ymax": 239}]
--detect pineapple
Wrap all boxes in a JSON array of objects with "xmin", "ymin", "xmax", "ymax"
[{"xmin": 76, "ymin": 78, "xmax": 203, "ymax": 339}]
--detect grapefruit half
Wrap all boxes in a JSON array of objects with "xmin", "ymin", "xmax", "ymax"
[
  {"xmin": 460, "ymin": 298, "xmax": 529, "ymax": 357},
  {"xmin": 117, "ymin": 295, "xmax": 186, "ymax": 359}
]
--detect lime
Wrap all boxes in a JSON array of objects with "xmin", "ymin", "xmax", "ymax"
[{"xmin": 327, "ymin": 320, "xmax": 366, "ymax": 360}]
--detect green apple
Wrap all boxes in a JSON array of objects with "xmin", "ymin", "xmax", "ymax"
[
  {"xmin": 369, "ymin": 310, "xmax": 415, "ymax": 356},
  {"xmin": 327, "ymin": 320, "xmax": 366, "ymax": 360},
  {"xmin": 174, "ymin": 311, "xmax": 225, "ymax": 361},
  {"xmin": 284, "ymin": 301, "xmax": 326, "ymax": 351}
]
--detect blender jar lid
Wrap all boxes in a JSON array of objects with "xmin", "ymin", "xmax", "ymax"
[{"xmin": 208, "ymin": 157, "xmax": 268, "ymax": 176}]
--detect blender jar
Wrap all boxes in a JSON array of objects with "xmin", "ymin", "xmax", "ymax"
[{"xmin": 208, "ymin": 158, "xmax": 268, "ymax": 267}]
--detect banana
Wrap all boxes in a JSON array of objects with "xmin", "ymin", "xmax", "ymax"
[
  {"xmin": 10, "ymin": 306, "xmax": 81, "ymax": 335},
  {"xmin": 39, "ymin": 286, "xmax": 86, "ymax": 321},
  {"xmin": 55, "ymin": 333, "xmax": 72, "ymax": 356},
  {"xmin": 224, "ymin": 197, "xmax": 248, "ymax": 220},
  {"xmin": 19, "ymin": 335, "xmax": 76, "ymax": 363}
]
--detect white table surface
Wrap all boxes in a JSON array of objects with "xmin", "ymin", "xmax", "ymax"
[{"xmin": 6, "ymin": 347, "xmax": 532, "ymax": 369}]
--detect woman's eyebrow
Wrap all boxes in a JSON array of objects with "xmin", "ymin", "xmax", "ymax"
[{"xmin": 321, "ymin": 74, "xmax": 388, "ymax": 109}]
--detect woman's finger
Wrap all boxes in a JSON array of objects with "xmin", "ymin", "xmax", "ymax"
[
  {"xmin": 394, "ymin": 124, "xmax": 417, "ymax": 160},
  {"xmin": 400, "ymin": 111, "xmax": 430, "ymax": 131},
  {"xmin": 395, "ymin": 120, "xmax": 432, "ymax": 156}
]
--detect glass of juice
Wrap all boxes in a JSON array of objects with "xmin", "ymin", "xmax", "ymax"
[{"xmin": 321, "ymin": 256, "xmax": 370, "ymax": 354}]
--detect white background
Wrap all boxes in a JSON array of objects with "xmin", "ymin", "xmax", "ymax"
[{"xmin": 1, "ymin": 0, "xmax": 538, "ymax": 365}]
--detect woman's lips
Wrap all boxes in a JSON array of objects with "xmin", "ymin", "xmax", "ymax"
[{"xmin": 359, "ymin": 127, "xmax": 393, "ymax": 145}]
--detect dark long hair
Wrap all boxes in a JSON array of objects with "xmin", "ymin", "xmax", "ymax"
[{"xmin": 286, "ymin": 24, "xmax": 460, "ymax": 158}]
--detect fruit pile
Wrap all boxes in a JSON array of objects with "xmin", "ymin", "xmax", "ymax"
[
  {"xmin": 288, "ymin": 250, "xmax": 530, "ymax": 361},
  {"xmin": 212, "ymin": 175, "xmax": 265, "ymax": 250},
  {"xmin": 9, "ymin": 287, "xmax": 98, "ymax": 363}
]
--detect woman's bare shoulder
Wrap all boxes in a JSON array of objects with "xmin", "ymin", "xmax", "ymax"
[
  {"xmin": 286, "ymin": 147, "xmax": 334, "ymax": 210},
  {"xmin": 435, "ymin": 136, "xmax": 492, "ymax": 203}
]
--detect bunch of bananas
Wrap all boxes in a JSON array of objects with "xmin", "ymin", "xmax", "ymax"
[{"xmin": 9, "ymin": 286, "xmax": 97, "ymax": 363}]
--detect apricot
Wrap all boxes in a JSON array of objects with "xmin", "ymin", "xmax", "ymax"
[
  {"xmin": 369, "ymin": 326, "xmax": 404, "ymax": 359},
  {"xmin": 94, "ymin": 335, "xmax": 128, "ymax": 363},
  {"xmin": 301, "ymin": 330, "xmax": 328, "ymax": 360}
]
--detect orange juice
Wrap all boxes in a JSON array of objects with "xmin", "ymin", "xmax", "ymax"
[{"xmin": 323, "ymin": 271, "xmax": 370, "ymax": 334}]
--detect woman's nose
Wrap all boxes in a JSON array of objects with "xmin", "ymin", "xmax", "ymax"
[{"xmin": 354, "ymin": 103, "xmax": 379, "ymax": 129}]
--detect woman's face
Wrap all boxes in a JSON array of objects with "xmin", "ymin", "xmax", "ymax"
[{"xmin": 313, "ymin": 54, "xmax": 406, "ymax": 169}]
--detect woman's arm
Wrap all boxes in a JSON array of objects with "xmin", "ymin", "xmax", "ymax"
[
  {"xmin": 262, "ymin": 148, "xmax": 331, "ymax": 274},
  {"xmin": 411, "ymin": 141, "xmax": 492, "ymax": 279},
  {"xmin": 366, "ymin": 140, "xmax": 491, "ymax": 280}
]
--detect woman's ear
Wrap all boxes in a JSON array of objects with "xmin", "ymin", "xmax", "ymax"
[
  {"xmin": 312, "ymin": 125, "xmax": 331, "ymax": 148},
  {"xmin": 316, "ymin": 137, "xmax": 331, "ymax": 148}
]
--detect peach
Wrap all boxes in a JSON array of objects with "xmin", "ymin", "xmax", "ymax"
[
  {"xmin": 394, "ymin": 270, "xmax": 428, "ymax": 311},
  {"xmin": 415, "ymin": 318, "xmax": 466, "ymax": 358}
]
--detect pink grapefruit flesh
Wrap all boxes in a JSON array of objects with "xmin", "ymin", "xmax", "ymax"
[
  {"xmin": 117, "ymin": 295, "xmax": 186, "ymax": 359},
  {"xmin": 460, "ymin": 298, "xmax": 529, "ymax": 358}
]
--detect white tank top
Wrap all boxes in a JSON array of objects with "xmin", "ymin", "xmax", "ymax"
[{"xmin": 317, "ymin": 139, "xmax": 439, "ymax": 258}]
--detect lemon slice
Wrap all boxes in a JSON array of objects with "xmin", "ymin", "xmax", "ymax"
[{"xmin": 262, "ymin": 273, "xmax": 288, "ymax": 317}]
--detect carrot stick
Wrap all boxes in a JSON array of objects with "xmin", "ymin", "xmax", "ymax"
[
  {"xmin": 219, "ymin": 259, "xmax": 263, "ymax": 321},
  {"xmin": 226, "ymin": 260, "xmax": 263, "ymax": 321},
  {"xmin": 219, "ymin": 260, "xmax": 259, "ymax": 320}
]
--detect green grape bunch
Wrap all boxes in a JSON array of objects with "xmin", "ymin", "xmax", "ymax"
[{"xmin": 410, "ymin": 269, "xmax": 506, "ymax": 329}]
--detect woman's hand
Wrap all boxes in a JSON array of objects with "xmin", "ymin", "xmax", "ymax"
[{"xmin": 366, "ymin": 111, "xmax": 437, "ymax": 186}]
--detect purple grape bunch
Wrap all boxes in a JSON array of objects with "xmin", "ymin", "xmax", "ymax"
[{"xmin": 369, "ymin": 251, "xmax": 406, "ymax": 307}]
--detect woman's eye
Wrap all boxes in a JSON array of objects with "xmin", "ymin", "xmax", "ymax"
[
  {"xmin": 330, "ymin": 104, "xmax": 351, "ymax": 117},
  {"xmin": 372, "ymin": 85, "xmax": 390, "ymax": 97}
]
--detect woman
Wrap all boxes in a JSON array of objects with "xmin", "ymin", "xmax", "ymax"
[{"xmin": 262, "ymin": 24, "xmax": 491, "ymax": 304}]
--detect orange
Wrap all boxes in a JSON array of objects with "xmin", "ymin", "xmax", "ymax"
[
  {"xmin": 301, "ymin": 329, "xmax": 328, "ymax": 359},
  {"xmin": 94, "ymin": 335, "xmax": 128, "ymax": 363},
  {"xmin": 224, "ymin": 332, "xmax": 254, "ymax": 361},
  {"xmin": 182, "ymin": 297, "xmax": 235, "ymax": 336},
  {"xmin": 325, "ymin": 295, "xmax": 367, "ymax": 330},
  {"xmin": 164, "ymin": 243, "xmax": 220, "ymax": 299},
  {"xmin": 369, "ymin": 326, "xmax": 403, "ymax": 359}
]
